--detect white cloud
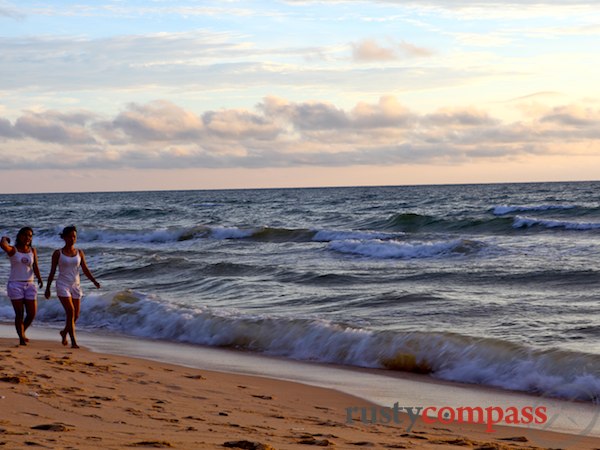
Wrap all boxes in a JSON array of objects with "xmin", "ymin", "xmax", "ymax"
[
  {"xmin": 0, "ymin": 31, "xmax": 258, "ymax": 91},
  {"xmin": 0, "ymin": 1, "xmax": 22, "ymax": 19}
]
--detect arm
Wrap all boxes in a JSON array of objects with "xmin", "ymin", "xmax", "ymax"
[
  {"xmin": 45, "ymin": 250, "xmax": 60, "ymax": 299},
  {"xmin": 0, "ymin": 236, "xmax": 15, "ymax": 256},
  {"xmin": 80, "ymin": 250, "xmax": 100, "ymax": 289},
  {"xmin": 32, "ymin": 248, "xmax": 44, "ymax": 288}
]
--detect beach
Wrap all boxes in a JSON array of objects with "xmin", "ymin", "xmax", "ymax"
[
  {"xmin": 1, "ymin": 184, "xmax": 599, "ymax": 448},
  {"xmin": 1, "ymin": 335, "xmax": 598, "ymax": 450}
]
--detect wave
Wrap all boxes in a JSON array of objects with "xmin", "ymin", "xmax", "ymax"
[
  {"xmin": 382, "ymin": 213, "xmax": 443, "ymax": 232},
  {"xmin": 379, "ymin": 213, "xmax": 514, "ymax": 234},
  {"xmin": 17, "ymin": 290, "xmax": 600, "ymax": 403},
  {"xmin": 28, "ymin": 212, "xmax": 600, "ymax": 252},
  {"xmin": 0, "ymin": 200, "xmax": 27, "ymax": 207},
  {"xmin": 328, "ymin": 238, "xmax": 485, "ymax": 259},
  {"xmin": 377, "ymin": 210, "xmax": 600, "ymax": 234},
  {"xmin": 492, "ymin": 205, "xmax": 578, "ymax": 215},
  {"xmin": 276, "ymin": 271, "xmax": 365, "ymax": 286},
  {"xmin": 31, "ymin": 225, "xmax": 404, "ymax": 247},
  {"xmin": 313, "ymin": 229, "xmax": 397, "ymax": 242},
  {"xmin": 108, "ymin": 206, "xmax": 178, "ymax": 219},
  {"xmin": 513, "ymin": 216, "xmax": 600, "ymax": 231}
]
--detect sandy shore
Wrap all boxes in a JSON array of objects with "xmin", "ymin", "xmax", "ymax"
[{"xmin": 0, "ymin": 338, "xmax": 598, "ymax": 450}]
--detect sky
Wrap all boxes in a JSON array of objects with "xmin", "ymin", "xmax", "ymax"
[{"xmin": 0, "ymin": 0, "xmax": 599, "ymax": 193}]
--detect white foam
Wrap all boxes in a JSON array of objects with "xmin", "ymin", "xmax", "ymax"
[
  {"xmin": 208, "ymin": 226, "xmax": 255, "ymax": 240},
  {"xmin": 328, "ymin": 238, "xmax": 479, "ymax": 259},
  {"xmin": 513, "ymin": 216, "xmax": 600, "ymax": 230},
  {"xmin": 493, "ymin": 205, "xmax": 576, "ymax": 215},
  {"xmin": 32, "ymin": 225, "xmax": 254, "ymax": 246}
]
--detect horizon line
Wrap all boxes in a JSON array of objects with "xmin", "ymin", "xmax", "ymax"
[{"xmin": 1, "ymin": 178, "xmax": 598, "ymax": 196}]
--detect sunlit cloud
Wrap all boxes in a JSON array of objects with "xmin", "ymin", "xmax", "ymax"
[
  {"xmin": 352, "ymin": 39, "xmax": 398, "ymax": 61},
  {"xmin": 351, "ymin": 38, "xmax": 433, "ymax": 62},
  {"xmin": 1, "ymin": 96, "xmax": 598, "ymax": 172}
]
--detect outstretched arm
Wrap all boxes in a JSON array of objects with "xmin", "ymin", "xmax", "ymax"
[
  {"xmin": 45, "ymin": 250, "xmax": 60, "ymax": 299},
  {"xmin": 32, "ymin": 248, "xmax": 44, "ymax": 288},
  {"xmin": 80, "ymin": 250, "xmax": 100, "ymax": 289}
]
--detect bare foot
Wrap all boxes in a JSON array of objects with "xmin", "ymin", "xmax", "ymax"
[
  {"xmin": 60, "ymin": 330, "xmax": 68, "ymax": 346},
  {"xmin": 71, "ymin": 343, "xmax": 80, "ymax": 349},
  {"xmin": 23, "ymin": 336, "xmax": 30, "ymax": 343},
  {"xmin": 19, "ymin": 339, "xmax": 27, "ymax": 346}
]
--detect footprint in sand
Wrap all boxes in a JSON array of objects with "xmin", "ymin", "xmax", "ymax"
[
  {"xmin": 31, "ymin": 423, "xmax": 72, "ymax": 432},
  {"xmin": 184, "ymin": 374, "xmax": 206, "ymax": 380},
  {"xmin": 223, "ymin": 440, "xmax": 275, "ymax": 450},
  {"xmin": 0, "ymin": 375, "xmax": 29, "ymax": 384},
  {"xmin": 130, "ymin": 441, "xmax": 173, "ymax": 448}
]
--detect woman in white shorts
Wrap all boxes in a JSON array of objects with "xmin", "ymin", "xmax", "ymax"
[
  {"xmin": 1, "ymin": 227, "xmax": 44, "ymax": 346},
  {"xmin": 45, "ymin": 225, "xmax": 100, "ymax": 348}
]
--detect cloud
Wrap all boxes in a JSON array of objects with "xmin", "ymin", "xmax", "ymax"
[
  {"xmin": 0, "ymin": 1, "xmax": 22, "ymax": 19},
  {"xmin": 352, "ymin": 39, "xmax": 398, "ymax": 62},
  {"xmin": 351, "ymin": 39, "xmax": 433, "ymax": 62},
  {"xmin": 423, "ymin": 107, "xmax": 498, "ymax": 127},
  {"xmin": 288, "ymin": 0, "xmax": 600, "ymax": 8},
  {"xmin": 112, "ymin": 101, "xmax": 204, "ymax": 142},
  {"xmin": 539, "ymin": 105, "xmax": 600, "ymax": 127},
  {"xmin": 0, "ymin": 117, "xmax": 20, "ymax": 138},
  {"xmin": 0, "ymin": 31, "xmax": 259, "ymax": 91},
  {"xmin": 14, "ymin": 110, "xmax": 97, "ymax": 144},
  {"xmin": 356, "ymin": 95, "xmax": 413, "ymax": 123},
  {"xmin": 506, "ymin": 91, "xmax": 564, "ymax": 102},
  {"xmin": 202, "ymin": 109, "xmax": 281, "ymax": 140},
  {"xmin": 260, "ymin": 97, "xmax": 350, "ymax": 130},
  {"xmin": 398, "ymin": 41, "xmax": 435, "ymax": 57},
  {"xmin": 0, "ymin": 96, "xmax": 599, "ymax": 172}
]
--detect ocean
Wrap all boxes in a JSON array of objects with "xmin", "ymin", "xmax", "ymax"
[{"xmin": 1, "ymin": 181, "xmax": 599, "ymax": 403}]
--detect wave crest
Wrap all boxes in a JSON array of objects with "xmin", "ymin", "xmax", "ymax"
[{"xmin": 23, "ymin": 290, "xmax": 600, "ymax": 403}]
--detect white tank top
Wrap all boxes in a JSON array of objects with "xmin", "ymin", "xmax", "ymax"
[
  {"xmin": 57, "ymin": 251, "xmax": 81, "ymax": 285},
  {"xmin": 9, "ymin": 250, "xmax": 34, "ymax": 282}
]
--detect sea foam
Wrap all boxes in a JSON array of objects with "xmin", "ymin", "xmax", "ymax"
[
  {"xmin": 513, "ymin": 216, "xmax": 600, "ymax": 230},
  {"xmin": 20, "ymin": 290, "xmax": 600, "ymax": 403}
]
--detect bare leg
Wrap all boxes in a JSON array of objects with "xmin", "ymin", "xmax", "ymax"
[
  {"xmin": 22, "ymin": 300, "xmax": 37, "ymax": 343},
  {"xmin": 59, "ymin": 296, "xmax": 79, "ymax": 349},
  {"xmin": 10, "ymin": 299, "xmax": 27, "ymax": 346},
  {"xmin": 59, "ymin": 329, "xmax": 68, "ymax": 346},
  {"xmin": 73, "ymin": 298, "xmax": 81, "ymax": 324}
]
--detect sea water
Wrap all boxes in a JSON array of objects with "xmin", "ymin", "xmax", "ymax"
[{"xmin": 1, "ymin": 181, "xmax": 599, "ymax": 402}]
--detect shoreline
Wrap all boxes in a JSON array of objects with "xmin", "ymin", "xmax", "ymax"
[
  {"xmin": 3, "ymin": 324, "xmax": 599, "ymax": 437},
  {"xmin": 1, "ymin": 331, "xmax": 599, "ymax": 449}
]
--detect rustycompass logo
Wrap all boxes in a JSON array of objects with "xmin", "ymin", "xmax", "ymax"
[{"xmin": 346, "ymin": 403, "xmax": 548, "ymax": 433}]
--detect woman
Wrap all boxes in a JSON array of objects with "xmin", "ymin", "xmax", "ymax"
[
  {"xmin": 45, "ymin": 225, "xmax": 100, "ymax": 348},
  {"xmin": 1, "ymin": 227, "xmax": 44, "ymax": 346}
]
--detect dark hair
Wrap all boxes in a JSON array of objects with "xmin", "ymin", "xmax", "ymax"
[
  {"xmin": 60, "ymin": 225, "xmax": 77, "ymax": 238},
  {"xmin": 16, "ymin": 227, "xmax": 33, "ymax": 246}
]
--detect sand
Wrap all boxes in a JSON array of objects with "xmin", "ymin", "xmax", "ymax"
[{"xmin": 0, "ymin": 337, "xmax": 598, "ymax": 450}]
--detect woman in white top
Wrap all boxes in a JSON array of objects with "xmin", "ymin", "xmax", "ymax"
[
  {"xmin": 1, "ymin": 227, "xmax": 44, "ymax": 346},
  {"xmin": 45, "ymin": 225, "xmax": 100, "ymax": 348}
]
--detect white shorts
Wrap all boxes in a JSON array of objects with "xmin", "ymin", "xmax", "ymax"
[
  {"xmin": 7, "ymin": 281, "xmax": 37, "ymax": 301},
  {"xmin": 56, "ymin": 280, "xmax": 82, "ymax": 299}
]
